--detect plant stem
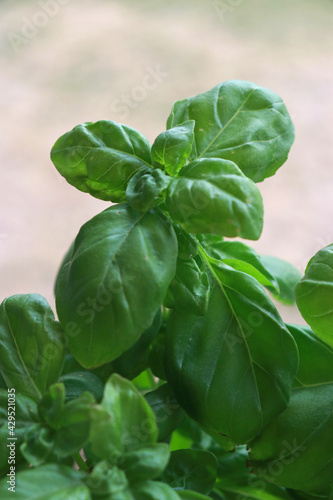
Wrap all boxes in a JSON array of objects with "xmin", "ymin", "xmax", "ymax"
[{"xmin": 73, "ymin": 452, "xmax": 89, "ymax": 471}]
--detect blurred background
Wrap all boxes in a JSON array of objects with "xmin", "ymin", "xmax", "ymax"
[{"xmin": 1, "ymin": 0, "xmax": 333, "ymax": 323}]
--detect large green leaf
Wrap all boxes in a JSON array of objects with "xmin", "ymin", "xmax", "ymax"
[
  {"xmin": 160, "ymin": 449, "xmax": 217, "ymax": 494},
  {"xmin": 166, "ymin": 252, "xmax": 299, "ymax": 444},
  {"xmin": 0, "ymin": 391, "xmax": 38, "ymax": 476},
  {"xmin": 167, "ymin": 80, "xmax": 295, "ymax": 182},
  {"xmin": 166, "ymin": 158, "xmax": 263, "ymax": 239},
  {"xmin": 296, "ymin": 244, "xmax": 333, "ymax": 347},
  {"xmin": 51, "ymin": 120, "xmax": 152, "ymax": 202},
  {"xmin": 56, "ymin": 204, "xmax": 177, "ymax": 368},
  {"xmin": 0, "ymin": 464, "xmax": 89, "ymax": 499},
  {"xmin": 90, "ymin": 374, "xmax": 158, "ymax": 461},
  {"xmin": 0, "ymin": 294, "xmax": 65, "ymax": 402},
  {"xmin": 249, "ymin": 323, "xmax": 333, "ymax": 495},
  {"xmin": 151, "ymin": 121, "xmax": 195, "ymax": 176}
]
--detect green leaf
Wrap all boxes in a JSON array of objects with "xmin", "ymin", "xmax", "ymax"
[
  {"xmin": 166, "ymin": 158, "xmax": 263, "ymax": 240},
  {"xmin": 132, "ymin": 480, "xmax": 181, "ymax": 500},
  {"xmin": 0, "ymin": 294, "xmax": 65, "ymax": 402},
  {"xmin": 0, "ymin": 464, "xmax": 89, "ymax": 499},
  {"xmin": 295, "ymin": 244, "xmax": 333, "ymax": 347},
  {"xmin": 20, "ymin": 424, "xmax": 55, "ymax": 466},
  {"xmin": 111, "ymin": 308, "xmax": 162, "ymax": 380},
  {"xmin": 56, "ymin": 204, "xmax": 177, "ymax": 368},
  {"xmin": 51, "ymin": 120, "xmax": 152, "ymax": 202},
  {"xmin": 164, "ymin": 258, "xmax": 210, "ymax": 315},
  {"xmin": 151, "ymin": 121, "xmax": 195, "ymax": 176},
  {"xmin": 167, "ymin": 80, "xmax": 295, "ymax": 182},
  {"xmin": 85, "ymin": 462, "xmax": 130, "ymax": 498},
  {"xmin": 120, "ymin": 443, "xmax": 170, "ymax": 482},
  {"xmin": 160, "ymin": 449, "xmax": 217, "ymax": 494},
  {"xmin": 166, "ymin": 252, "xmax": 299, "ymax": 444},
  {"xmin": 177, "ymin": 491, "xmax": 212, "ymax": 500},
  {"xmin": 174, "ymin": 225, "xmax": 199, "ymax": 261},
  {"xmin": 0, "ymin": 391, "xmax": 38, "ymax": 476},
  {"xmin": 286, "ymin": 323, "xmax": 333, "ymax": 388},
  {"xmin": 249, "ymin": 383, "xmax": 333, "ymax": 495},
  {"xmin": 90, "ymin": 374, "xmax": 158, "ymax": 461},
  {"xmin": 260, "ymin": 255, "xmax": 302, "ymax": 304},
  {"xmin": 59, "ymin": 371, "xmax": 104, "ymax": 402},
  {"xmin": 145, "ymin": 384, "xmax": 185, "ymax": 441},
  {"xmin": 126, "ymin": 166, "xmax": 171, "ymax": 212},
  {"xmin": 200, "ymin": 240, "xmax": 278, "ymax": 292}
]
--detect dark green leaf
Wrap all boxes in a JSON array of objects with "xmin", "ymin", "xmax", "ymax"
[
  {"xmin": 145, "ymin": 384, "xmax": 185, "ymax": 441},
  {"xmin": 296, "ymin": 244, "xmax": 333, "ymax": 347},
  {"xmin": 167, "ymin": 80, "xmax": 295, "ymax": 182},
  {"xmin": 85, "ymin": 462, "xmax": 130, "ymax": 498},
  {"xmin": 166, "ymin": 253, "xmax": 299, "ymax": 444},
  {"xmin": 120, "ymin": 443, "xmax": 170, "ymax": 482},
  {"xmin": 0, "ymin": 391, "xmax": 38, "ymax": 476},
  {"xmin": 151, "ymin": 121, "xmax": 195, "ymax": 176},
  {"xmin": 177, "ymin": 491, "xmax": 212, "ymax": 500},
  {"xmin": 0, "ymin": 294, "xmax": 65, "ymax": 402},
  {"xmin": 174, "ymin": 225, "xmax": 199, "ymax": 261},
  {"xmin": 161, "ymin": 449, "xmax": 217, "ymax": 494},
  {"xmin": 20, "ymin": 424, "xmax": 54, "ymax": 466},
  {"xmin": 51, "ymin": 120, "xmax": 152, "ymax": 202},
  {"xmin": 126, "ymin": 166, "xmax": 171, "ymax": 212},
  {"xmin": 261, "ymin": 255, "xmax": 302, "ymax": 304},
  {"xmin": 90, "ymin": 374, "xmax": 158, "ymax": 461},
  {"xmin": 132, "ymin": 480, "xmax": 181, "ymax": 500},
  {"xmin": 164, "ymin": 258, "xmax": 210, "ymax": 315},
  {"xmin": 56, "ymin": 204, "xmax": 177, "ymax": 368},
  {"xmin": 148, "ymin": 326, "xmax": 168, "ymax": 380},
  {"xmin": 59, "ymin": 371, "xmax": 104, "ymax": 402},
  {"xmin": 166, "ymin": 158, "xmax": 263, "ymax": 240},
  {"xmin": 0, "ymin": 463, "xmax": 89, "ymax": 499}
]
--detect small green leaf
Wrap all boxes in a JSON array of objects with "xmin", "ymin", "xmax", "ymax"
[
  {"xmin": 296, "ymin": 244, "xmax": 333, "ymax": 347},
  {"xmin": 85, "ymin": 462, "xmax": 130, "ymax": 498},
  {"xmin": 164, "ymin": 258, "xmax": 210, "ymax": 315},
  {"xmin": 90, "ymin": 374, "xmax": 158, "ymax": 461},
  {"xmin": 174, "ymin": 225, "xmax": 199, "ymax": 261},
  {"xmin": 120, "ymin": 443, "xmax": 170, "ymax": 482},
  {"xmin": 20, "ymin": 424, "xmax": 55, "ymax": 466},
  {"xmin": 126, "ymin": 166, "xmax": 171, "ymax": 212},
  {"xmin": 160, "ymin": 449, "xmax": 217, "ymax": 494},
  {"xmin": 132, "ymin": 480, "xmax": 181, "ymax": 500},
  {"xmin": 260, "ymin": 255, "xmax": 302, "ymax": 304},
  {"xmin": 59, "ymin": 371, "xmax": 104, "ymax": 402},
  {"xmin": 0, "ymin": 464, "xmax": 89, "ymax": 499},
  {"xmin": 167, "ymin": 80, "xmax": 295, "ymax": 182},
  {"xmin": 51, "ymin": 120, "xmax": 152, "ymax": 202},
  {"xmin": 178, "ymin": 492, "xmax": 216, "ymax": 500},
  {"xmin": 152, "ymin": 121, "xmax": 195, "ymax": 176},
  {"xmin": 0, "ymin": 294, "xmax": 65, "ymax": 402},
  {"xmin": 166, "ymin": 158, "xmax": 263, "ymax": 240},
  {"xmin": 145, "ymin": 384, "xmax": 185, "ymax": 441},
  {"xmin": 56, "ymin": 204, "xmax": 177, "ymax": 368}
]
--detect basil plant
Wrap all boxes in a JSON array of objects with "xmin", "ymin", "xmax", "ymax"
[{"xmin": 1, "ymin": 80, "xmax": 332, "ymax": 500}]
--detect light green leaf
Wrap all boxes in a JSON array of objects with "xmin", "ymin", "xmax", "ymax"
[
  {"xmin": 160, "ymin": 449, "xmax": 217, "ymax": 494},
  {"xmin": 90, "ymin": 374, "xmax": 158, "ymax": 461},
  {"xmin": 152, "ymin": 121, "xmax": 195, "ymax": 176},
  {"xmin": 132, "ymin": 480, "xmax": 181, "ymax": 500},
  {"xmin": 126, "ymin": 166, "xmax": 171, "ymax": 212},
  {"xmin": 167, "ymin": 80, "xmax": 295, "ymax": 182},
  {"xmin": 51, "ymin": 120, "xmax": 152, "ymax": 202},
  {"xmin": 166, "ymin": 158, "xmax": 263, "ymax": 240},
  {"xmin": 0, "ymin": 294, "xmax": 65, "ymax": 402},
  {"xmin": 56, "ymin": 204, "xmax": 177, "ymax": 368},
  {"xmin": 296, "ymin": 244, "xmax": 333, "ymax": 347},
  {"xmin": 261, "ymin": 255, "xmax": 302, "ymax": 304},
  {"xmin": 120, "ymin": 443, "xmax": 170, "ymax": 482},
  {"xmin": 0, "ymin": 464, "xmax": 89, "ymax": 499},
  {"xmin": 166, "ymin": 252, "xmax": 299, "ymax": 444},
  {"xmin": 177, "ymin": 491, "xmax": 212, "ymax": 500}
]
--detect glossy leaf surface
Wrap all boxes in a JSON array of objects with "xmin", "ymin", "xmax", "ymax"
[
  {"xmin": 296, "ymin": 244, "xmax": 333, "ymax": 347},
  {"xmin": 166, "ymin": 256, "xmax": 298, "ymax": 444},
  {"xmin": 56, "ymin": 204, "xmax": 177, "ymax": 368},
  {"xmin": 0, "ymin": 294, "xmax": 65, "ymax": 402},
  {"xmin": 51, "ymin": 120, "xmax": 152, "ymax": 202},
  {"xmin": 166, "ymin": 158, "xmax": 263, "ymax": 239},
  {"xmin": 126, "ymin": 166, "xmax": 171, "ymax": 212},
  {"xmin": 151, "ymin": 120, "xmax": 195, "ymax": 175},
  {"xmin": 167, "ymin": 80, "xmax": 295, "ymax": 182}
]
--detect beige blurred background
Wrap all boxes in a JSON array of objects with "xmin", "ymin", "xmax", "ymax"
[{"xmin": 1, "ymin": 0, "xmax": 333, "ymax": 324}]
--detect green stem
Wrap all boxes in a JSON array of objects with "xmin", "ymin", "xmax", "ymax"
[{"xmin": 73, "ymin": 451, "xmax": 89, "ymax": 471}]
